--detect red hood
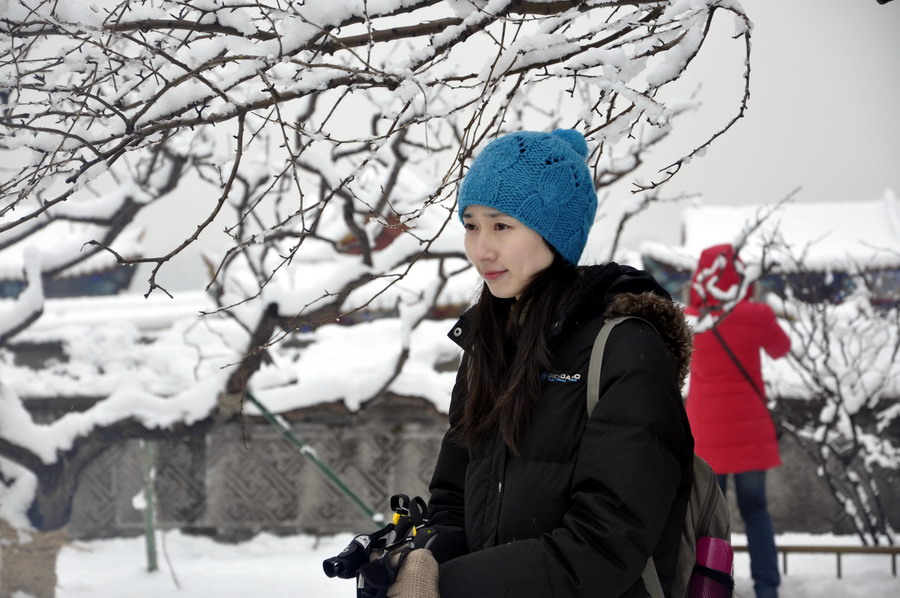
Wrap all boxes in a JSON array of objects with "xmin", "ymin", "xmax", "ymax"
[{"xmin": 689, "ymin": 244, "xmax": 752, "ymax": 309}]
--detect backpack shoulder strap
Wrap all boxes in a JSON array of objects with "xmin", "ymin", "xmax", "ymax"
[
  {"xmin": 586, "ymin": 315, "xmax": 666, "ymax": 598},
  {"xmin": 586, "ymin": 315, "xmax": 654, "ymax": 416},
  {"xmin": 642, "ymin": 558, "xmax": 665, "ymax": 598}
]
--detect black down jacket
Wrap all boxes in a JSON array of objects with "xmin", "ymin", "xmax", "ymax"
[{"xmin": 422, "ymin": 263, "xmax": 694, "ymax": 598}]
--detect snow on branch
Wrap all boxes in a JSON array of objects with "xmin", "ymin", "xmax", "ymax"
[
  {"xmin": 0, "ymin": 0, "xmax": 754, "ymax": 455},
  {"xmin": 0, "ymin": 1, "xmax": 756, "ymax": 532},
  {"xmin": 0, "ymin": 0, "xmax": 756, "ymax": 401},
  {"xmin": 0, "ymin": 247, "xmax": 44, "ymax": 345}
]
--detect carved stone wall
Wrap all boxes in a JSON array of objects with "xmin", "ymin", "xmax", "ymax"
[
  {"xmin": 68, "ymin": 394, "xmax": 448, "ymax": 540},
  {"xmin": 63, "ymin": 395, "xmax": 899, "ymax": 541}
]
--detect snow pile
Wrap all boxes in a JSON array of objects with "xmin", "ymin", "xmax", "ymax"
[{"xmin": 51, "ymin": 531, "xmax": 900, "ymax": 598}]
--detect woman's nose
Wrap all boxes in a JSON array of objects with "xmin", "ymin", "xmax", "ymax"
[
  {"xmin": 473, "ymin": 234, "xmax": 497, "ymax": 262},
  {"xmin": 466, "ymin": 232, "xmax": 494, "ymax": 264}
]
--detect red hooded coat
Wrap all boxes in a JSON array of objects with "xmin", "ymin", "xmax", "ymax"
[{"xmin": 685, "ymin": 244, "xmax": 791, "ymax": 474}]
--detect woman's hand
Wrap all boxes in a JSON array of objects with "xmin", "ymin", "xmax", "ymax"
[
  {"xmin": 388, "ymin": 549, "xmax": 440, "ymax": 598},
  {"xmin": 359, "ymin": 547, "xmax": 440, "ymax": 598}
]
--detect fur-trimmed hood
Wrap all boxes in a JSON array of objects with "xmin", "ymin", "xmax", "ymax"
[{"xmin": 604, "ymin": 291, "xmax": 693, "ymax": 390}]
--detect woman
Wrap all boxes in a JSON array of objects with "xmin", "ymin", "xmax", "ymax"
[
  {"xmin": 384, "ymin": 130, "xmax": 695, "ymax": 598},
  {"xmin": 685, "ymin": 244, "xmax": 791, "ymax": 598}
]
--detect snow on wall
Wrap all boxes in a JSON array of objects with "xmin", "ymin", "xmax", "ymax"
[{"xmin": 642, "ymin": 189, "xmax": 900, "ymax": 272}]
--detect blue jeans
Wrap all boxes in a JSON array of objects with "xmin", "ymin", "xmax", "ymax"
[{"xmin": 717, "ymin": 471, "xmax": 780, "ymax": 598}]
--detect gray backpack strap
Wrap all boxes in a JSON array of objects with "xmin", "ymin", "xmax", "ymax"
[
  {"xmin": 642, "ymin": 557, "xmax": 665, "ymax": 598},
  {"xmin": 586, "ymin": 315, "xmax": 665, "ymax": 598},
  {"xmin": 586, "ymin": 316, "xmax": 639, "ymax": 416}
]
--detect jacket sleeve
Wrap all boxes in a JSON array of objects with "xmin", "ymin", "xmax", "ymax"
[
  {"xmin": 759, "ymin": 304, "xmax": 791, "ymax": 359},
  {"xmin": 419, "ymin": 358, "xmax": 470, "ymax": 564},
  {"xmin": 438, "ymin": 320, "xmax": 692, "ymax": 598}
]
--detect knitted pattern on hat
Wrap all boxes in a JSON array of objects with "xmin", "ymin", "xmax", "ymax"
[{"xmin": 457, "ymin": 129, "xmax": 598, "ymax": 264}]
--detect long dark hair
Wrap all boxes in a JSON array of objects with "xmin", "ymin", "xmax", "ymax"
[{"xmin": 454, "ymin": 251, "xmax": 582, "ymax": 453}]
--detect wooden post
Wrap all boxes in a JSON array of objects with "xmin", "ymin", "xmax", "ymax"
[{"xmin": 142, "ymin": 440, "xmax": 158, "ymax": 573}]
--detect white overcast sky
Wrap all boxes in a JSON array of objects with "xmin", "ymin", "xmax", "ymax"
[
  {"xmin": 613, "ymin": 0, "xmax": 900, "ymax": 248},
  {"xmin": 133, "ymin": 0, "xmax": 900, "ymax": 292}
]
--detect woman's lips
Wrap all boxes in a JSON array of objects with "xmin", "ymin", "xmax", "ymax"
[{"xmin": 482, "ymin": 270, "xmax": 506, "ymax": 281}]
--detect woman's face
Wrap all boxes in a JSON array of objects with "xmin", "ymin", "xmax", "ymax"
[{"xmin": 462, "ymin": 205, "xmax": 554, "ymax": 300}]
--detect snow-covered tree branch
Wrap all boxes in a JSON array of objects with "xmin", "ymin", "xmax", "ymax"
[
  {"xmin": 2, "ymin": 0, "xmax": 750, "ymax": 294},
  {"xmin": 1, "ymin": 0, "xmax": 754, "ymax": 537},
  {"xmin": 770, "ymin": 256, "xmax": 900, "ymax": 545}
]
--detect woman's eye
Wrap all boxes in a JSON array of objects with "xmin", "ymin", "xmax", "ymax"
[
  {"xmin": 464, "ymin": 223, "xmax": 477, "ymax": 231},
  {"xmin": 494, "ymin": 222, "xmax": 510, "ymax": 231}
]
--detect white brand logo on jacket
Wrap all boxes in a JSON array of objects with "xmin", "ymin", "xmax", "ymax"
[{"xmin": 541, "ymin": 372, "xmax": 582, "ymax": 383}]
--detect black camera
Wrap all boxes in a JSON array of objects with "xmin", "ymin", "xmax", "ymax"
[
  {"xmin": 323, "ymin": 494, "xmax": 429, "ymax": 583},
  {"xmin": 322, "ymin": 534, "xmax": 373, "ymax": 579}
]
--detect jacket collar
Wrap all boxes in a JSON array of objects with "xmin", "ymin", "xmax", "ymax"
[
  {"xmin": 448, "ymin": 316, "xmax": 469, "ymax": 348},
  {"xmin": 445, "ymin": 263, "xmax": 691, "ymax": 389},
  {"xmin": 447, "ymin": 263, "xmax": 670, "ymax": 348}
]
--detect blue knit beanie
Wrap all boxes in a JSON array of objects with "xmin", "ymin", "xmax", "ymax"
[{"xmin": 457, "ymin": 129, "xmax": 598, "ymax": 265}]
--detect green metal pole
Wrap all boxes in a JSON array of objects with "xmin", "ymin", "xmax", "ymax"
[
  {"xmin": 245, "ymin": 391, "xmax": 381, "ymax": 522},
  {"xmin": 142, "ymin": 440, "xmax": 159, "ymax": 572}
]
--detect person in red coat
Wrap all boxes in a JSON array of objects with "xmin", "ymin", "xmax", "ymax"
[{"xmin": 685, "ymin": 243, "xmax": 791, "ymax": 598}]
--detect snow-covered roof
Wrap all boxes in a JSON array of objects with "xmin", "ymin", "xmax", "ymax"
[
  {"xmin": 642, "ymin": 189, "xmax": 900, "ymax": 272},
  {"xmin": 0, "ymin": 221, "xmax": 144, "ymax": 281},
  {"xmin": 15, "ymin": 290, "xmax": 214, "ymax": 340}
]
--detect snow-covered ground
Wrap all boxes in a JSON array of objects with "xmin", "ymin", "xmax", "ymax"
[{"xmin": 55, "ymin": 531, "xmax": 900, "ymax": 597}]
